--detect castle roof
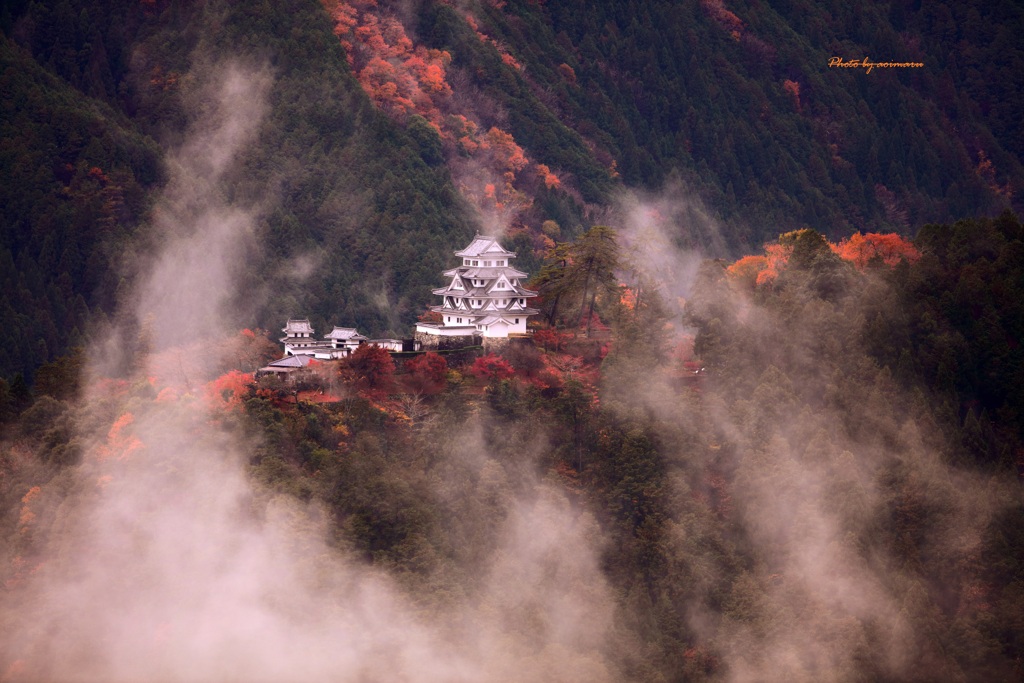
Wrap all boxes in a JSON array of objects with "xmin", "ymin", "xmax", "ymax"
[
  {"xmin": 282, "ymin": 319, "xmax": 314, "ymax": 334},
  {"xmin": 443, "ymin": 266, "xmax": 528, "ymax": 279},
  {"xmin": 267, "ymin": 355, "xmax": 313, "ymax": 368},
  {"xmin": 324, "ymin": 326, "xmax": 367, "ymax": 341},
  {"xmin": 454, "ymin": 234, "xmax": 516, "ymax": 258},
  {"xmin": 430, "ymin": 305, "xmax": 539, "ymax": 316},
  {"xmin": 433, "ymin": 283, "xmax": 537, "ymax": 297}
]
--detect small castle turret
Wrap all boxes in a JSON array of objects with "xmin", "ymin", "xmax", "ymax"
[{"xmin": 280, "ymin": 319, "xmax": 317, "ymax": 355}]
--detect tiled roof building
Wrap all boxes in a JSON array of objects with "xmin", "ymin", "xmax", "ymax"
[{"xmin": 417, "ymin": 234, "xmax": 538, "ymax": 338}]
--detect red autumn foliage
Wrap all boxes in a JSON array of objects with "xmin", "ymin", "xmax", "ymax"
[
  {"xmin": 619, "ymin": 284, "xmax": 638, "ymax": 311},
  {"xmin": 500, "ymin": 52, "xmax": 522, "ymax": 70},
  {"xmin": 97, "ymin": 412, "xmax": 145, "ymax": 461},
  {"xmin": 223, "ymin": 328, "xmax": 279, "ymax": 372},
  {"xmin": 321, "ymin": 0, "xmax": 548, "ymax": 225},
  {"xmin": 417, "ymin": 309, "xmax": 443, "ymax": 324},
  {"xmin": 322, "ymin": 0, "xmax": 452, "ymax": 128},
  {"xmin": 465, "ymin": 12, "xmax": 521, "ymax": 70},
  {"xmin": 471, "ymin": 354, "xmax": 515, "ymax": 383},
  {"xmin": 577, "ymin": 312, "xmax": 610, "ymax": 332},
  {"xmin": 348, "ymin": 343, "xmax": 395, "ymax": 393},
  {"xmin": 536, "ymin": 163, "xmax": 560, "ymax": 189},
  {"xmin": 701, "ymin": 0, "xmax": 744, "ymax": 35},
  {"xmin": 155, "ymin": 386, "xmax": 178, "ymax": 403},
  {"xmin": 557, "ymin": 63, "xmax": 577, "ymax": 84},
  {"xmin": 403, "ymin": 352, "xmax": 448, "ymax": 394},
  {"xmin": 532, "ymin": 327, "xmax": 563, "ymax": 352},
  {"xmin": 18, "ymin": 486, "xmax": 41, "ymax": 535},
  {"xmin": 782, "ymin": 79, "xmax": 801, "ymax": 110},
  {"xmin": 87, "ymin": 166, "xmax": 108, "ymax": 184}
]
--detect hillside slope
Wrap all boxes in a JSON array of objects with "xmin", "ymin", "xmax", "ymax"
[{"xmin": 2, "ymin": 0, "xmax": 1023, "ymax": 382}]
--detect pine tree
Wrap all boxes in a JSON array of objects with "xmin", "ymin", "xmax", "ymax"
[{"xmin": 571, "ymin": 225, "xmax": 620, "ymax": 335}]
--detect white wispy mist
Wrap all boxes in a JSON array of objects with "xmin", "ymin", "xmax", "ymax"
[
  {"xmin": 136, "ymin": 64, "xmax": 272, "ymax": 351},
  {"xmin": 1, "ymin": 61, "xmax": 616, "ymax": 683},
  {"xmin": 608, "ymin": 184, "xmax": 1016, "ymax": 680},
  {"xmin": 612, "ymin": 181, "xmax": 734, "ymax": 308}
]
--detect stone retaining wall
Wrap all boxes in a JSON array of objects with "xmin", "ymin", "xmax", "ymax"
[{"xmin": 415, "ymin": 331, "xmax": 481, "ymax": 350}]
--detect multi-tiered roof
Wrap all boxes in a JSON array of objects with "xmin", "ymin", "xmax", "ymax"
[
  {"xmin": 427, "ymin": 234, "xmax": 538, "ymax": 337},
  {"xmin": 280, "ymin": 319, "xmax": 318, "ymax": 352}
]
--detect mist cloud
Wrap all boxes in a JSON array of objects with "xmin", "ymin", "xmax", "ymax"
[{"xmin": 1, "ymin": 60, "xmax": 619, "ymax": 683}]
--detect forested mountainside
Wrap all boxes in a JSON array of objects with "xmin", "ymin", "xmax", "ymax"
[
  {"xmin": 2, "ymin": 2, "xmax": 1024, "ymax": 680},
  {"xmin": 3, "ymin": 214, "xmax": 1023, "ymax": 681},
  {"xmin": 2, "ymin": 0, "xmax": 1023, "ymax": 380}
]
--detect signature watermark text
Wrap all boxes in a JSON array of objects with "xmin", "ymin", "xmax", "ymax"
[{"xmin": 829, "ymin": 57, "xmax": 923, "ymax": 74}]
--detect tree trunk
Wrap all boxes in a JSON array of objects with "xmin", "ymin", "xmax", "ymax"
[
  {"xmin": 547, "ymin": 292, "xmax": 561, "ymax": 325},
  {"xmin": 585, "ymin": 288, "xmax": 598, "ymax": 336},
  {"xmin": 576, "ymin": 258, "xmax": 594, "ymax": 328}
]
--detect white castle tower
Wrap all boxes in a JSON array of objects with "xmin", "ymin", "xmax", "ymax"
[
  {"xmin": 417, "ymin": 234, "xmax": 538, "ymax": 338},
  {"xmin": 280, "ymin": 318, "xmax": 317, "ymax": 354}
]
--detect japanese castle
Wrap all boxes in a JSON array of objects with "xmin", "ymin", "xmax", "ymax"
[
  {"xmin": 263, "ymin": 234, "xmax": 537, "ymax": 379},
  {"xmin": 416, "ymin": 234, "xmax": 539, "ymax": 338}
]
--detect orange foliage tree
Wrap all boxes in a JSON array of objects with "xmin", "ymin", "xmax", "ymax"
[
  {"xmin": 830, "ymin": 232, "xmax": 920, "ymax": 270},
  {"xmin": 757, "ymin": 242, "xmax": 793, "ymax": 285},
  {"xmin": 321, "ymin": 0, "xmax": 556, "ymax": 225},
  {"xmin": 726, "ymin": 255, "xmax": 769, "ymax": 289},
  {"xmin": 322, "ymin": 0, "xmax": 452, "ymax": 130},
  {"xmin": 205, "ymin": 370, "xmax": 253, "ymax": 412},
  {"xmin": 726, "ymin": 230, "xmax": 920, "ymax": 287}
]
